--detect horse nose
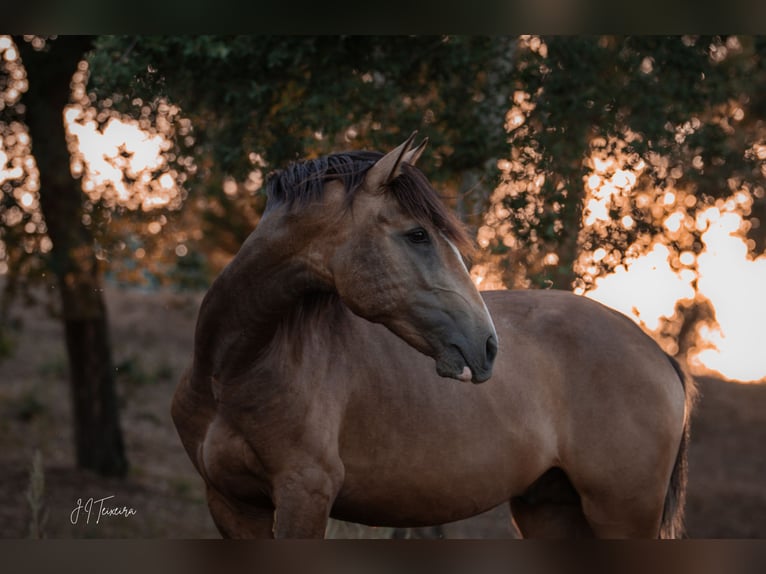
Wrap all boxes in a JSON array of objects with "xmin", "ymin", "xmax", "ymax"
[{"xmin": 485, "ymin": 333, "xmax": 498, "ymax": 366}]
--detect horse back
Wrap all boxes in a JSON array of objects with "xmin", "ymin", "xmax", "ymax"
[{"xmin": 482, "ymin": 289, "xmax": 686, "ymax": 492}]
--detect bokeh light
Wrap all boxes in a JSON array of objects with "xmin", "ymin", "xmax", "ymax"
[{"xmin": 479, "ymin": 138, "xmax": 766, "ymax": 382}]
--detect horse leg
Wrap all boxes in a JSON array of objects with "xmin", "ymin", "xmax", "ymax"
[
  {"xmin": 510, "ymin": 499, "xmax": 594, "ymax": 538},
  {"xmin": 510, "ymin": 481, "xmax": 665, "ymax": 538},
  {"xmin": 203, "ymin": 462, "xmax": 342, "ymax": 538},
  {"xmin": 572, "ymin": 451, "xmax": 670, "ymax": 537},
  {"xmin": 578, "ymin": 489, "xmax": 665, "ymax": 538},
  {"xmin": 205, "ymin": 485, "xmax": 275, "ymax": 538},
  {"xmin": 270, "ymin": 466, "xmax": 343, "ymax": 538},
  {"xmin": 509, "ymin": 467, "xmax": 594, "ymax": 538}
]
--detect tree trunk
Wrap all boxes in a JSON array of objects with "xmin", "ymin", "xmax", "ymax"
[{"xmin": 17, "ymin": 36, "xmax": 128, "ymax": 477}]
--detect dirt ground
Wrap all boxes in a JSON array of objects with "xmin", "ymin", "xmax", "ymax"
[{"xmin": 0, "ymin": 285, "xmax": 764, "ymax": 538}]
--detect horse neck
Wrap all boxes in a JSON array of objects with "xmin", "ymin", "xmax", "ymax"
[{"xmin": 193, "ymin": 211, "xmax": 335, "ymax": 378}]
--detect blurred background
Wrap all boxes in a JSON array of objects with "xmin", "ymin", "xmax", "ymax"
[{"xmin": 0, "ymin": 35, "xmax": 764, "ymax": 538}]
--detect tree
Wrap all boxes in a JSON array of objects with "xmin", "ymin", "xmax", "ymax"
[
  {"xmin": 480, "ymin": 36, "xmax": 766, "ymax": 291},
  {"xmin": 8, "ymin": 36, "xmax": 127, "ymax": 476},
  {"xmin": 86, "ymin": 36, "xmax": 519, "ymax": 264},
  {"xmin": 90, "ymin": 36, "xmax": 766, "ymax": 301}
]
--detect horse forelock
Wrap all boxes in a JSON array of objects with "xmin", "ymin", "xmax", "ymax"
[
  {"xmin": 264, "ymin": 151, "xmax": 475, "ymax": 259},
  {"xmin": 264, "ymin": 151, "xmax": 380, "ymax": 213}
]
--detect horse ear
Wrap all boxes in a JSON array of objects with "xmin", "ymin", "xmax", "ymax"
[
  {"xmin": 403, "ymin": 137, "xmax": 428, "ymax": 167},
  {"xmin": 365, "ymin": 131, "xmax": 418, "ymax": 189}
]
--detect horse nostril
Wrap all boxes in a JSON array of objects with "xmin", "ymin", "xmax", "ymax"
[{"xmin": 485, "ymin": 334, "xmax": 498, "ymax": 364}]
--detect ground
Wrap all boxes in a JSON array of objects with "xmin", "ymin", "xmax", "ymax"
[{"xmin": 0, "ymin": 285, "xmax": 764, "ymax": 538}]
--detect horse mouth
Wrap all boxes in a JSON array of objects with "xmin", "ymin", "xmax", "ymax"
[{"xmin": 435, "ymin": 346, "xmax": 491, "ymax": 384}]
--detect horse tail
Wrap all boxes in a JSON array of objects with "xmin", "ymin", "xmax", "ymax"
[{"xmin": 659, "ymin": 354, "xmax": 698, "ymax": 539}]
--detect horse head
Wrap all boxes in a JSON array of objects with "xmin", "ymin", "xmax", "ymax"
[{"xmin": 327, "ymin": 134, "xmax": 498, "ymax": 383}]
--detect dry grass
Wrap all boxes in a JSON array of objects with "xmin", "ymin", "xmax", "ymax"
[
  {"xmin": 0, "ymin": 285, "xmax": 218, "ymax": 538},
  {"xmin": 0, "ymin": 284, "xmax": 763, "ymax": 538}
]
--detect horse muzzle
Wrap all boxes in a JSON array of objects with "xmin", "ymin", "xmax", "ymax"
[{"xmin": 436, "ymin": 332, "xmax": 497, "ymax": 384}]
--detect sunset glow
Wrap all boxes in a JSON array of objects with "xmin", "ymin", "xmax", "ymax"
[
  {"xmin": 573, "ymin": 130, "xmax": 766, "ymax": 384},
  {"xmin": 581, "ymin": 203, "xmax": 766, "ymax": 382},
  {"xmin": 582, "ymin": 243, "xmax": 695, "ymax": 332},
  {"xmin": 477, "ymin": 110, "xmax": 766, "ymax": 383},
  {"xmin": 689, "ymin": 208, "xmax": 766, "ymax": 381},
  {"xmin": 475, "ymin": 187, "xmax": 766, "ymax": 383},
  {"xmin": 65, "ymin": 106, "xmax": 182, "ymax": 211}
]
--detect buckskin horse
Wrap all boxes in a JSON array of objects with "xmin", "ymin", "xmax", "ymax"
[{"xmin": 171, "ymin": 134, "xmax": 695, "ymax": 538}]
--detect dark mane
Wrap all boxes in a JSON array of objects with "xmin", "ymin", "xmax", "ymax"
[
  {"xmin": 265, "ymin": 150, "xmax": 381, "ymax": 212},
  {"xmin": 264, "ymin": 151, "xmax": 474, "ymax": 256}
]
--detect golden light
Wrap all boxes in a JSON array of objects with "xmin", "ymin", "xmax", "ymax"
[
  {"xmin": 20, "ymin": 192, "xmax": 33, "ymax": 207},
  {"xmin": 612, "ymin": 169, "xmax": 636, "ymax": 189},
  {"xmin": 543, "ymin": 252, "xmax": 559, "ymax": 266},
  {"xmin": 222, "ymin": 177, "xmax": 238, "ymax": 196},
  {"xmin": 470, "ymin": 262, "xmax": 506, "ymax": 291},
  {"xmin": 583, "ymin": 243, "xmax": 696, "ymax": 332},
  {"xmin": 479, "ymin": 130, "xmax": 766, "ymax": 383},
  {"xmin": 65, "ymin": 106, "xmax": 180, "ymax": 211},
  {"xmin": 688, "ymin": 207, "xmax": 766, "ymax": 381},
  {"xmin": 577, "ymin": 138, "xmax": 766, "ymax": 383},
  {"xmin": 592, "ymin": 248, "xmax": 606, "ymax": 262},
  {"xmin": 159, "ymin": 173, "xmax": 174, "ymax": 190},
  {"xmin": 585, "ymin": 196, "xmax": 766, "ymax": 383},
  {"xmin": 679, "ymin": 251, "xmax": 695, "ymax": 266},
  {"xmin": 663, "ymin": 191, "xmax": 676, "ymax": 205},
  {"xmin": 664, "ymin": 211, "xmax": 684, "ymax": 233},
  {"xmin": 3, "ymin": 46, "xmax": 17, "ymax": 62},
  {"xmin": 0, "ymin": 38, "xmax": 40, "ymax": 262},
  {"xmin": 0, "ymin": 36, "xmax": 197, "ymax": 284},
  {"xmin": 0, "ymin": 151, "xmax": 23, "ymax": 182}
]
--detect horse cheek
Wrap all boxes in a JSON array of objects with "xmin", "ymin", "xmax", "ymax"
[{"xmin": 334, "ymin": 238, "xmax": 400, "ymax": 322}]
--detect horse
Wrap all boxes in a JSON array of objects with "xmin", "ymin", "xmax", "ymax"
[{"xmin": 171, "ymin": 133, "xmax": 695, "ymax": 538}]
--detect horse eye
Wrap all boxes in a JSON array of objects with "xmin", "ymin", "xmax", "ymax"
[{"xmin": 406, "ymin": 228, "xmax": 430, "ymax": 244}]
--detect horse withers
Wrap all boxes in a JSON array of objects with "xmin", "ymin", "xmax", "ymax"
[{"xmin": 171, "ymin": 134, "xmax": 694, "ymax": 538}]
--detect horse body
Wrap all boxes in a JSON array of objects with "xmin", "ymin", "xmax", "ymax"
[{"xmin": 172, "ymin": 136, "xmax": 693, "ymax": 538}]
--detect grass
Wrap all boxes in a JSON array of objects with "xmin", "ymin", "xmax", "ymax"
[
  {"xmin": 116, "ymin": 354, "xmax": 176, "ymax": 387},
  {"xmin": 26, "ymin": 450, "xmax": 48, "ymax": 539},
  {"xmin": 6, "ymin": 388, "xmax": 47, "ymax": 423},
  {"xmin": 168, "ymin": 477, "xmax": 195, "ymax": 499},
  {"xmin": 37, "ymin": 354, "xmax": 68, "ymax": 380}
]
